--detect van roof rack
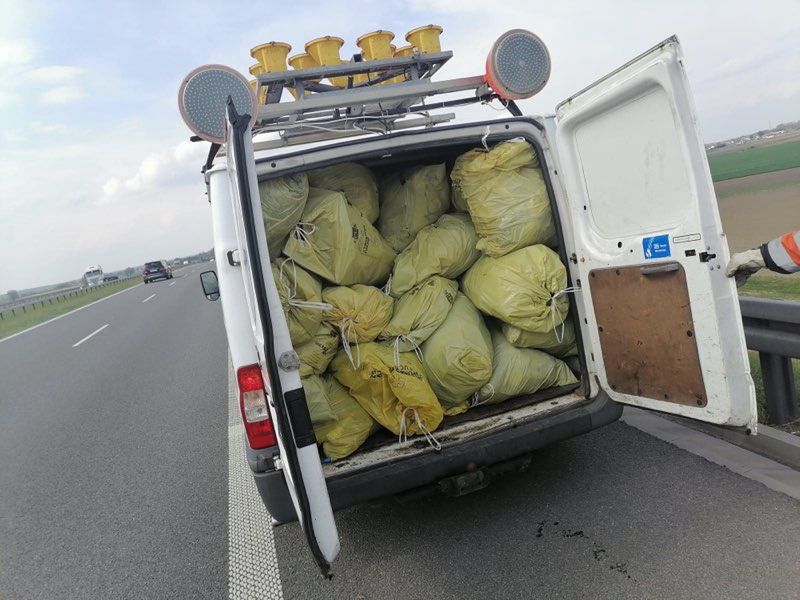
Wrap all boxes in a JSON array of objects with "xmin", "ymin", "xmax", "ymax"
[{"xmin": 249, "ymin": 50, "xmax": 518, "ymax": 149}]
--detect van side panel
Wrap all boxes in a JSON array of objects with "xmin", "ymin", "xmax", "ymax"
[{"xmin": 208, "ymin": 172, "xmax": 259, "ymax": 372}]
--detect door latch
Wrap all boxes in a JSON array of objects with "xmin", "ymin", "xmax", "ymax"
[
  {"xmin": 698, "ymin": 251, "xmax": 717, "ymax": 263},
  {"xmin": 226, "ymin": 249, "xmax": 241, "ymax": 267}
]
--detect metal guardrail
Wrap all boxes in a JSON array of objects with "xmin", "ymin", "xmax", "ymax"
[
  {"xmin": 740, "ymin": 296, "xmax": 800, "ymax": 425},
  {"xmin": 0, "ymin": 276, "xmax": 138, "ymax": 320}
]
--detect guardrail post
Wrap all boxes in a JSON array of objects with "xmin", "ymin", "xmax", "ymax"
[{"xmin": 759, "ymin": 352, "xmax": 798, "ymax": 425}]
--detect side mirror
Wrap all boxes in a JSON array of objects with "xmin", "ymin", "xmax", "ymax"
[{"xmin": 200, "ymin": 270, "xmax": 220, "ymax": 301}]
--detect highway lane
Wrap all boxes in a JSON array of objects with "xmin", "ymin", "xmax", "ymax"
[
  {"xmin": 1, "ymin": 265, "xmax": 230, "ymax": 599},
  {"xmin": 2, "ymin": 262, "xmax": 800, "ymax": 599},
  {"xmin": 274, "ymin": 422, "xmax": 800, "ymax": 599}
]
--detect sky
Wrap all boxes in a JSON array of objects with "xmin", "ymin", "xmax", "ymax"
[{"xmin": 1, "ymin": 0, "xmax": 798, "ymax": 291}]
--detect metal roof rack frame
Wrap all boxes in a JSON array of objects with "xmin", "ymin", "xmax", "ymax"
[{"xmin": 248, "ymin": 50, "xmax": 515, "ymax": 149}]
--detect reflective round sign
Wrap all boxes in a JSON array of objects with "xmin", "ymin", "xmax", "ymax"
[
  {"xmin": 486, "ymin": 30, "xmax": 551, "ymax": 100},
  {"xmin": 178, "ymin": 65, "xmax": 256, "ymax": 144}
]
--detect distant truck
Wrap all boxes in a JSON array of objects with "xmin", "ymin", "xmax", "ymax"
[{"xmin": 81, "ymin": 266, "xmax": 104, "ymax": 288}]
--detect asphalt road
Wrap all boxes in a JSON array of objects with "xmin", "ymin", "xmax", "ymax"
[
  {"xmin": 1, "ymin": 265, "xmax": 229, "ymax": 599},
  {"xmin": 2, "ymin": 264, "xmax": 799, "ymax": 599}
]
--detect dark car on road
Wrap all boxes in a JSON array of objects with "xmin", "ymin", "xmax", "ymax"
[{"xmin": 142, "ymin": 260, "xmax": 173, "ymax": 283}]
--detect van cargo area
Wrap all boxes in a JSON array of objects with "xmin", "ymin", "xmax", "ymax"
[{"xmin": 257, "ymin": 131, "xmax": 592, "ymax": 480}]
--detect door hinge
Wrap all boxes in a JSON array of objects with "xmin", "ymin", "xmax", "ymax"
[{"xmin": 227, "ymin": 249, "xmax": 241, "ymax": 266}]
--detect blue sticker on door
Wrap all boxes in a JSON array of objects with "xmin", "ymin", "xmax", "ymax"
[{"xmin": 642, "ymin": 234, "xmax": 671, "ymax": 259}]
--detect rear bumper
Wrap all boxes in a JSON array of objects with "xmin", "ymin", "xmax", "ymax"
[{"xmin": 253, "ymin": 391, "xmax": 622, "ymax": 524}]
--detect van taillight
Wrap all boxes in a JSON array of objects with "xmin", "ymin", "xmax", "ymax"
[{"xmin": 236, "ymin": 364, "xmax": 277, "ymax": 449}]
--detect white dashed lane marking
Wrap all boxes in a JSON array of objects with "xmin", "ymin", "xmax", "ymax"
[
  {"xmin": 142, "ymin": 294, "xmax": 156, "ymax": 303},
  {"xmin": 72, "ymin": 323, "xmax": 110, "ymax": 348},
  {"xmin": 228, "ymin": 358, "xmax": 284, "ymax": 600},
  {"xmin": 168, "ymin": 281, "xmax": 176, "ymax": 287}
]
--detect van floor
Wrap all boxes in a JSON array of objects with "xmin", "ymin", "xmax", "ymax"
[{"xmin": 323, "ymin": 382, "xmax": 585, "ymax": 477}]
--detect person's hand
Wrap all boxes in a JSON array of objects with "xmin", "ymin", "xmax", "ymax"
[{"xmin": 725, "ymin": 248, "xmax": 765, "ymax": 287}]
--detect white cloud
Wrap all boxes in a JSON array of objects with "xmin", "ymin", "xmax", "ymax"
[
  {"xmin": 39, "ymin": 85, "xmax": 86, "ymax": 105},
  {"xmin": 29, "ymin": 121, "xmax": 70, "ymax": 135},
  {"xmin": 26, "ymin": 65, "xmax": 84, "ymax": 84},
  {"xmin": 102, "ymin": 178, "xmax": 121, "ymax": 198},
  {"xmin": 102, "ymin": 139, "xmax": 210, "ymax": 201},
  {"xmin": 173, "ymin": 139, "xmax": 207, "ymax": 162},
  {"xmin": 0, "ymin": 39, "xmax": 35, "ymax": 66}
]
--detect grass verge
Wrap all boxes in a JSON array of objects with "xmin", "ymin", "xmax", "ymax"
[
  {"xmin": 739, "ymin": 272, "xmax": 800, "ymax": 302},
  {"xmin": 0, "ymin": 278, "xmax": 140, "ymax": 340}
]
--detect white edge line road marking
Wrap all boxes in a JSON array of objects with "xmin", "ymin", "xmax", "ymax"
[
  {"xmin": 142, "ymin": 293, "xmax": 156, "ymax": 303},
  {"xmin": 0, "ymin": 282, "xmax": 143, "ymax": 345},
  {"xmin": 168, "ymin": 281, "xmax": 176, "ymax": 287},
  {"xmin": 72, "ymin": 323, "xmax": 110, "ymax": 348},
  {"xmin": 228, "ymin": 355, "xmax": 284, "ymax": 600}
]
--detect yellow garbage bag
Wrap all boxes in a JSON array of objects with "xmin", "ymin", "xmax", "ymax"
[
  {"xmin": 306, "ymin": 162, "xmax": 380, "ymax": 223},
  {"xmin": 259, "ymin": 173, "xmax": 309, "ymax": 258},
  {"xmin": 283, "ymin": 187, "xmax": 396, "ymax": 286},
  {"xmin": 421, "ymin": 293, "xmax": 493, "ymax": 415},
  {"xmin": 379, "ymin": 276, "xmax": 457, "ymax": 352},
  {"xmin": 322, "ymin": 284, "xmax": 394, "ymax": 345},
  {"xmin": 502, "ymin": 319, "xmax": 578, "ymax": 358},
  {"xmin": 451, "ymin": 139, "xmax": 555, "ymax": 257},
  {"xmin": 297, "ymin": 322, "xmax": 340, "ymax": 377},
  {"xmin": 305, "ymin": 375, "xmax": 379, "ymax": 460},
  {"xmin": 390, "ymin": 213, "xmax": 481, "ymax": 298},
  {"xmin": 450, "ymin": 181, "xmax": 468, "ymax": 212},
  {"xmin": 478, "ymin": 329, "xmax": 578, "ymax": 405},
  {"xmin": 461, "ymin": 244, "xmax": 568, "ymax": 334},
  {"xmin": 330, "ymin": 342, "xmax": 443, "ymax": 437},
  {"xmin": 272, "ymin": 259, "xmax": 329, "ymax": 345},
  {"xmin": 377, "ymin": 163, "xmax": 450, "ymax": 252},
  {"xmin": 301, "ymin": 374, "xmax": 337, "ymax": 424}
]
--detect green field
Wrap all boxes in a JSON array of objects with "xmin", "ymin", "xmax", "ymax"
[
  {"xmin": 0, "ymin": 278, "xmax": 141, "ymax": 340},
  {"xmin": 708, "ymin": 139, "xmax": 800, "ymax": 181}
]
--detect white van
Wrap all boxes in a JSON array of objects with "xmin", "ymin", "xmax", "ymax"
[{"xmin": 190, "ymin": 35, "xmax": 756, "ymax": 576}]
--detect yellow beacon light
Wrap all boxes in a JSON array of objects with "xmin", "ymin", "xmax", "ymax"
[
  {"xmin": 288, "ymin": 52, "xmax": 320, "ymax": 97},
  {"xmin": 250, "ymin": 41, "xmax": 292, "ymax": 73},
  {"xmin": 405, "ymin": 24, "xmax": 443, "ymax": 54},
  {"xmin": 248, "ymin": 63, "xmax": 267, "ymax": 104},
  {"xmin": 356, "ymin": 30, "xmax": 395, "ymax": 61},
  {"xmin": 306, "ymin": 36, "xmax": 347, "ymax": 87},
  {"xmin": 387, "ymin": 44, "xmax": 414, "ymax": 84}
]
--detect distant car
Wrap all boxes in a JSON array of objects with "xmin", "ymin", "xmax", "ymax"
[
  {"xmin": 142, "ymin": 260, "xmax": 173, "ymax": 283},
  {"xmin": 102, "ymin": 275, "xmax": 119, "ymax": 282},
  {"xmin": 183, "ymin": 260, "xmax": 189, "ymax": 265}
]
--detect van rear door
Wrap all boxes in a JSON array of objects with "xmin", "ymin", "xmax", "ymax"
[
  {"xmin": 225, "ymin": 102, "xmax": 340, "ymax": 576},
  {"xmin": 554, "ymin": 36, "xmax": 757, "ymax": 429}
]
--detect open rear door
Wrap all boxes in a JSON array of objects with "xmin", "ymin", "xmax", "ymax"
[
  {"xmin": 225, "ymin": 102, "xmax": 340, "ymax": 576},
  {"xmin": 554, "ymin": 36, "xmax": 757, "ymax": 429}
]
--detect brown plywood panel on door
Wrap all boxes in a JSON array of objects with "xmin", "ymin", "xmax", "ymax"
[{"xmin": 588, "ymin": 262, "xmax": 707, "ymax": 407}]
